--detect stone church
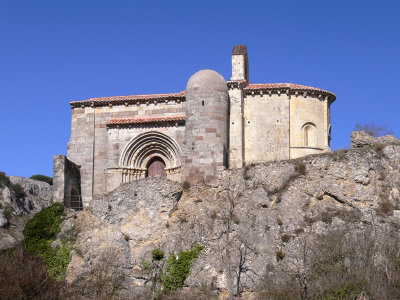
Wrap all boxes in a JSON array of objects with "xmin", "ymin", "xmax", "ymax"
[{"xmin": 53, "ymin": 45, "xmax": 336, "ymax": 208}]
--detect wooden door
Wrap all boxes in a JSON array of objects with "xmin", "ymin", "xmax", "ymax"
[{"xmin": 147, "ymin": 157, "xmax": 167, "ymax": 177}]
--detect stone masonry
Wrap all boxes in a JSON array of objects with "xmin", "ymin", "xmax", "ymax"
[{"xmin": 54, "ymin": 45, "xmax": 336, "ymax": 206}]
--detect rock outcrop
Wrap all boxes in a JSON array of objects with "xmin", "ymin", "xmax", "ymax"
[
  {"xmin": 351, "ymin": 130, "xmax": 400, "ymax": 148},
  {"xmin": 0, "ymin": 175, "xmax": 53, "ymax": 250},
  {"xmin": 64, "ymin": 143, "xmax": 400, "ymax": 297}
]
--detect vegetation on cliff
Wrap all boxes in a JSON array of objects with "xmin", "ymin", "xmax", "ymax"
[
  {"xmin": 0, "ymin": 171, "xmax": 26, "ymax": 200},
  {"xmin": 30, "ymin": 174, "xmax": 53, "ymax": 185},
  {"xmin": 23, "ymin": 203, "xmax": 74, "ymax": 280}
]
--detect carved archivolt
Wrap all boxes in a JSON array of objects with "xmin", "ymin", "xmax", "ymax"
[{"xmin": 119, "ymin": 131, "xmax": 181, "ymax": 171}]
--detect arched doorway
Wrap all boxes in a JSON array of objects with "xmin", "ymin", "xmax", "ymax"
[{"xmin": 146, "ymin": 157, "xmax": 167, "ymax": 177}]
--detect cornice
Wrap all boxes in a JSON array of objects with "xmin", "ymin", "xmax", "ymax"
[{"xmin": 70, "ymin": 92, "xmax": 186, "ymax": 109}]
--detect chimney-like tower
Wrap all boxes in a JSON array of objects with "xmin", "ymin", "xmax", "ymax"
[{"xmin": 231, "ymin": 45, "xmax": 249, "ymax": 82}]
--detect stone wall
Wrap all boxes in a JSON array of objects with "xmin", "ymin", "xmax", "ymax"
[
  {"xmin": 243, "ymin": 93, "xmax": 290, "ymax": 163},
  {"xmin": 53, "ymin": 155, "xmax": 81, "ymax": 207},
  {"xmin": 67, "ymin": 100, "xmax": 185, "ymax": 204},
  {"xmin": 289, "ymin": 94, "xmax": 330, "ymax": 158}
]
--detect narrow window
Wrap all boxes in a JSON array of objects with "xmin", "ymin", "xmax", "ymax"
[
  {"xmin": 202, "ymin": 100, "xmax": 204, "ymax": 106},
  {"xmin": 302, "ymin": 123, "xmax": 317, "ymax": 147}
]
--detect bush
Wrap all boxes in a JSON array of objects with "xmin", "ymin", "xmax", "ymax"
[
  {"xmin": 182, "ymin": 181, "xmax": 191, "ymax": 191},
  {"xmin": 276, "ymin": 250, "xmax": 285, "ymax": 261},
  {"xmin": 23, "ymin": 203, "xmax": 74, "ymax": 280},
  {"xmin": 0, "ymin": 172, "xmax": 25, "ymax": 199},
  {"xmin": 162, "ymin": 245, "xmax": 203, "ymax": 290},
  {"xmin": 152, "ymin": 248, "xmax": 165, "ymax": 261},
  {"xmin": 0, "ymin": 244, "xmax": 62, "ymax": 299},
  {"xmin": 281, "ymin": 234, "xmax": 291, "ymax": 243},
  {"xmin": 354, "ymin": 122, "xmax": 393, "ymax": 137},
  {"xmin": 11, "ymin": 183, "xmax": 25, "ymax": 199},
  {"xmin": 141, "ymin": 258, "xmax": 152, "ymax": 271},
  {"xmin": 294, "ymin": 161, "xmax": 307, "ymax": 175},
  {"xmin": 0, "ymin": 172, "xmax": 11, "ymax": 188},
  {"xmin": 30, "ymin": 174, "xmax": 53, "ymax": 186}
]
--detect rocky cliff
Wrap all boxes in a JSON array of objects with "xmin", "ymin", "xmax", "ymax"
[
  {"xmin": 0, "ymin": 175, "xmax": 53, "ymax": 250},
  {"xmin": 64, "ymin": 141, "xmax": 400, "ymax": 298}
]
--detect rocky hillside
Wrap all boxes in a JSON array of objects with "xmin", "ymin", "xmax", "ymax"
[
  {"xmin": 64, "ymin": 135, "xmax": 400, "ymax": 299},
  {"xmin": 0, "ymin": 174, "xmax": 53, "ymax": 250}
]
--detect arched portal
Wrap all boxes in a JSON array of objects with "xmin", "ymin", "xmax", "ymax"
[
  {"xmin": 146, "ymin": 156, "xmax": 167, "ymax": 177},
  {"xmin": 119, "ymin": 131, "xmax": 182, "ymax": 182}
]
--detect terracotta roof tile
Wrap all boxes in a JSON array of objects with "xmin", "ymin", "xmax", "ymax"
[
  {"xmin": 107, "ymin": 115, "xmax": 186, "ymax": 126},
  {"xmin": 71, "ymin": 91, "xmax": 185, "ymax": 105},
  {"xmin": 244, "ymin": 83, "xmax": 336, "ymax": 100},
  {"xmin": 245, "ymin": 83, "xmax": 329, "ymax": 92}
]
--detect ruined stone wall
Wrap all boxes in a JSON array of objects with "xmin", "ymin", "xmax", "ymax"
[
  {"xmin": 53, "ymin": 155, "xmax": 81, "ymax": 206},
  {"xmin": 67, "ymin": 101, "xmax": 185, "ymax": 205},
  {"xmin": 289, "ymin": 94, "xmax": 330, "ymax": 159},
  {"xmin": 243, "ymin": 93, "xmax": 290, "ymax": 163}
]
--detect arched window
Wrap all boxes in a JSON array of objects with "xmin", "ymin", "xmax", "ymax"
[{"xmin": 303, "ymin": 123, "xmax": 317, "ymax": 147}]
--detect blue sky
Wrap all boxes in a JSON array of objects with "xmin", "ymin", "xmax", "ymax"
[{"xmin": 1, "ymin": 0, "xmax": 399, "ymax": 177}]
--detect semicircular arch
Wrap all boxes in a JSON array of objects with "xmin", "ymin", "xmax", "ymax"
[{"xmin": 119, "ymin": 131, "xmax": 182, "ymax": 170}]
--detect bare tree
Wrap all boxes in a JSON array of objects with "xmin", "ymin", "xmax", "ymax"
[
  {"xmin": 219, "ymin": 174, "xmax": 259, "ymax": 299},
  {"xmin": 354, "ymin": 122, "xmax": 394, "ymax": 137}
]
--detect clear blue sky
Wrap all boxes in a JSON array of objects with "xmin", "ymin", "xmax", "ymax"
[{"xmin": 1, "ymin": 0, "xmax": 399, "ymax": 178}]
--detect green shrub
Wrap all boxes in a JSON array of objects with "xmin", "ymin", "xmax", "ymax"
[
  {"xmin": 23, "ymin": 203, "xmax": 74, "ymax": 280},
  {"xmin": 281, "ymin": 234, "xmax": 291, "ymax": 243},
  {"xmin": 0, "ymin": 172, "xmax": 11, "ymax": 188},
  {"xmin": 162, "ymin": 245, "xmax": 203, "ymax": 290},
  {"xmin": 276, "ymin": 250, "xmax": 285, "ymax": 261},
  {"xmin": 0, "ymin": 172, "xmax": 25, "ymax": 199},
  {"xmin": 3, "ymin": 205, "xmax": 14, "ymax": 220},
  {"xmin": 11, "ymin": 183, "xmax": 25, "ymax": 199},
  {"xmin": 141, "ymin": 259, "xmax": 152, "ymax": 271},
  {"xmin": 30, "ymin": 174, "xmax": 53, "ymax": 186},
  {"xmin": 319, "ymin": 280, "xmax": 370, "ymax": 300},
  {"xmin": 152, "ymin": 248, "xmax": 164, "ymax": 261}
]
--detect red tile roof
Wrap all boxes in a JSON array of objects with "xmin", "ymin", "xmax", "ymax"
[
  {"xmin": 244, "ymin": 83, "xmax": 336, "ymax": 98},
  {"xmin": 71, "ymin": 82, "xmax": 335, "ymax": 108},
  {"xmin": 245, "ymin": 83, "xmax": 323, "ymax": 92},
  {"xmin": 107, "ymin": 115, "xmax": 186, "ymax": 126},
  {"xmin": 71, "ymin": 91, "xmax": 185, "ymax": 106}
]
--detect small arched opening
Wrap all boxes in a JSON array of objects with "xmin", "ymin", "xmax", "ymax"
[
  {"xmin": 146, "ymin": 156, "xmax": 167, "ymax": 177},
  {"xmin": 303, "ymin": 123, "xmax": 317, "ymax": 147}
]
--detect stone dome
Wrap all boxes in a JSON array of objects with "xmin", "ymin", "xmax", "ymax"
[{"xmin": 186, "ymin": 69, "xmax": 228, "ymax": 92}]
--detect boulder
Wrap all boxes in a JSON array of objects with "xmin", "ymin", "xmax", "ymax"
[{"xmin": 351, "ymin": 130, "xmax": 400, "ymax": 149}]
